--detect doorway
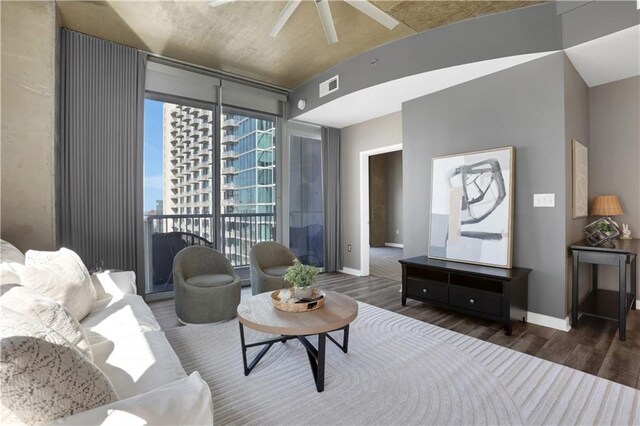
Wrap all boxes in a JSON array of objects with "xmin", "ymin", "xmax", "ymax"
[
  {"xmin": 368, "ymin": 150, "xmax": 403, "ymax": 281},
  {"xmin": 359, "ymin": 144, "xmax": 402, "ymax": 279}
]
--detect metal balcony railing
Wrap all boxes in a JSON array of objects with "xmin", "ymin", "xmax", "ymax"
[{"xmin": 144, "ymin": 213, "xmax": 276, "ymax": 292}]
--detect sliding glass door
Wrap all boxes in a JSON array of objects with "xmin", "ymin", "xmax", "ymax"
[
  {"xmin": 143, "ymin": 98, "xmax": 215, "ymax": 295},
  {"xmin": 289, "ymin": 134, "xmax": 324, "ymax": 267}
]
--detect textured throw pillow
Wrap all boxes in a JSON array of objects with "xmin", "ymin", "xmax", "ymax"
[
  {"xmin": 20, "ymin": 248, "xmax": 96, "ymax": 320},
  {"xmin": 0, "ymin": 308, "xmax": 118, "ymax": 425},
  {"xmin": 0, "ymin": 285, "xmax": 93, "ymax": 360}
]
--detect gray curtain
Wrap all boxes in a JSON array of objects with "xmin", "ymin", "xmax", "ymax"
[
  {"xmin": 58, "ymin": 29, "xmax": 147, "ymax": 288},
  {"xmin": 322, "ymin": 127, "xmax": 342, "ymax": 272}
]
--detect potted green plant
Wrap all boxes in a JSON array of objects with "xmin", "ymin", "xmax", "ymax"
[{"xmin": 283, "ymin": 259, "xmax": 320, "ymax": 299}]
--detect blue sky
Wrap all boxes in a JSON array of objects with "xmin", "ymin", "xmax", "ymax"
[{"xmin": 143, "ymin": 99, "xmax": 165, "ymax": 212}]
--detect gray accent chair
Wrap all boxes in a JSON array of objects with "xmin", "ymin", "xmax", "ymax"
[
  {"xmin": 173, "ymin": 246, "xmax": 241, "ymax": 324},
  {"xmin": 249, "ymin": 241, "xmax": 296, "ymax": 295}
]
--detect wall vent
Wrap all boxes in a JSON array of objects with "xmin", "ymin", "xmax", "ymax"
[{"xmin": 319, "ymin": 75, "xmax": 339, "ymax": 98}]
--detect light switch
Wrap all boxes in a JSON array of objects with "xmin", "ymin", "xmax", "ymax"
[{"xmin": 533, "ymin": 193, "xmax": 555, "ymax": 207}]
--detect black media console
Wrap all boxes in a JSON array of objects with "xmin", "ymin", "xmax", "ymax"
[{"xmin": 399, "ymin": 256, "xmax": 531, "ymax": 335}]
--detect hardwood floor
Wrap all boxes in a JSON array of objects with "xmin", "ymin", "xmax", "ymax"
[{"xmin": 149, "ymin": 272, "xmax": 640, "ymax": 390}]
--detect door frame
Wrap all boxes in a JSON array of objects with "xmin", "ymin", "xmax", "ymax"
[{"xmin": 359, "ymin": 143, "xmax": 402, "ymax": 277}]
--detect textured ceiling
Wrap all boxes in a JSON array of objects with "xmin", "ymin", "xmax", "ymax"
[{"xmin": 57, "ymin": 1, "xmax": 543, "ymax": 89}]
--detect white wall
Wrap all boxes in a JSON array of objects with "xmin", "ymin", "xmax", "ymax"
[
  {"xmin": 341, "ymin": 112, "xmax": 402, "ymax": 271},
  {"xmin": 0, "ymin": 1, "xmax": 58, "ymax": 251}
]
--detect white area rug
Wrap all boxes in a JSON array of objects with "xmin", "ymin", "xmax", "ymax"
[{"xmin": 165, "ymin": 303, "xmax": 640, "ymax": 425}]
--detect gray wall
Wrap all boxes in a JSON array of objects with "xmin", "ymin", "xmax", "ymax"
[
  {"xmin": 402, "ymin": 53, "xmax": 568, "ymax": 319},
  {"xmin": 289, "ymin": 1, "xmax": 639, "ymax": 120},
  {"xmin": 563, "ymin": 55, "xmax": 591, "ymax": 310},
  {"xmin": 1, "ymin": 1, "xmax": 58, "ymax": 252},
  {"xmin": 589, "ymin": 76, "xmax": 640, "ymax": 292},
  {"xmin": 385, "ymin": 151, "xmax": 403, "ymax": 245},
  {"xmin": 340, "ymin": 112, "xmax": 402, "ymax": 271}
]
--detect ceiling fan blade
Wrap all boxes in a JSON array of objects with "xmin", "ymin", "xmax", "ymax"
[
  {"xmin": 316, "ymin": 0, "xmax": 338, "ymax": 44},
  {"xmin": 269, "ymin": 0, "xmax": 303, "ymax": 38},
  {"xmin": 209, "ymin": 0, "xmax": 235, "ymax": 8},
  {"xmin": 343, "ymin": 0, "xmax": 399, "ymax": 30}
]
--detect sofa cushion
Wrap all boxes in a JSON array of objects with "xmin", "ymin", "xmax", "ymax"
[
  {"xmin": 186, "ymin": 273, "xmax": 234, "ymax": 288},
  {"xmin": 91, "ymin": 270, "xmax": 137, "ymax": 299},
  {"xmin": 49, "ymin": 372, "xmax": 213, "ymax": 426},
  {"xmin": 263, "ymin": 265, "xmax": 290, "ymax": 276},
  {"xmin": 0, "ymin": 239, "xmax": 25, "ymax": 264},
  {"xmin": 0, "ymin": 261, "xmax": 23, "ymax": 285},
  {"xmin": 20, "ymin": 248, "xmax": 96, "ymax": 320},
  {"xmin": 90, "ymin": 330, "xmax": 186, "ymax": 399},
  {"xmin": 0, "ymin": 308, "xmax": 118, "ymax": 425},
  {"xmin": 0, "ymin": 285, "xmax": 93, "ymax": 360},
  {"xmin": 82, "ymin": 294, "xmax": 162, "ymax": 341}
]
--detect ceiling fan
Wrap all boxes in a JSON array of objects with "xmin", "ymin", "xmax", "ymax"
[{"xmin": 210, "ymin": 0, "xmax": 400, "ymax": 45}]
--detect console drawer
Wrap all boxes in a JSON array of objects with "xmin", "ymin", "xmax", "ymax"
[
  {"xmin": 450, "ymin": 285, "xmax": 501, "ymax": 317},
  {"xmin": 406, "ymin": 277, "xmax": 448, "ymax": 304}
]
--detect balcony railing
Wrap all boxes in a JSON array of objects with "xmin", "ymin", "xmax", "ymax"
[{"xmin": 144, "ymin": 213, "xmax": 275, "ymax": 293}]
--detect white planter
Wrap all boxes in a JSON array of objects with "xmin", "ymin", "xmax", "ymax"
[{"xmin": 293, "ymin": 287, "xmax": 313, "ymax": 299}]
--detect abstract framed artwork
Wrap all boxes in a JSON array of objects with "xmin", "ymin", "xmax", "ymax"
[
  {"xmin": 572, "ymin": 139, "xmax": 588, "ymax": 218},
  {"xmin": 428, "ymin": 146, "xmax": 515, "ymax": 269}
]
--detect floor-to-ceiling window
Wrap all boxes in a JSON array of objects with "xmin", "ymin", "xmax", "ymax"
[
  {"xmin": 220, "ymin": 107, "xmax": 277, "ymax": 268},
  {"xmin": 289, "ymin": 132, "xmax": 324, "ymax": 267},
  {"xmin": 143, "ymin": 98, "xmax": 216, "ymax": 295},
  {"xmin": 142, "ymin": 60, "xmax": 285, "ymax": 297}
]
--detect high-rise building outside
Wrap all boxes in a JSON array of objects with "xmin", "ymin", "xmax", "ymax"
[{"xmin": 162, "ymin": 103, "xmax": 276, "ymax": 266}]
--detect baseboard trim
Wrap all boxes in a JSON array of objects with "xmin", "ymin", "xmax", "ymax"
[
  {"xmin": 338, "ymin": 267, "xmax": 363, "ymax": 277},
  {"xmin": 384, "ymin": 243, "xmax": 404, "ymax": 248},
  {"xmin": 526, "ymin": 311, "xmax": 571, "ymax": 332}
]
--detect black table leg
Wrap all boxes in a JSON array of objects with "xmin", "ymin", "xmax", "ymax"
[
  {"xmin": 241, "ymin": 326, "xmax": 346, "ymax": 392},
  {"xmin": 619, "ymin": 256, "xmax": 627, "ymax": 341},
  {"xmin": 326, "ymin": 325, "xmax": 350, "ymax": 353},
  {"xmin": 592, "ymin": 264, "xmax": 598, "ymax": 291},
  {"xmin": 632, "ymin": 256, "xmax": 637, "ymax": 310},
  {"xmin": 239, "ymin": 323, "xmax": 298, "ymax": 375},
  {"xmin": 572, "ymin": 251, "xmax": 579, "ymax": 328},
  {"xmin": 297, "ymin": 333, "xmax": 327, "ymax": 392}
]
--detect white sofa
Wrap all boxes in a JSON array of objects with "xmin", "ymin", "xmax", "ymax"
[{"xmin": 0, "ymin": 242, "xmax": 213, "ymax": 425}]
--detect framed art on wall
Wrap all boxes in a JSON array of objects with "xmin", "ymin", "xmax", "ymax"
[
  {"xmin": 428, "ymin": 146, "xmax": 515, "ymax": 269},
  {"xmin": 572, "ymin": 139, "xmax": 588, "ymax": 218}
]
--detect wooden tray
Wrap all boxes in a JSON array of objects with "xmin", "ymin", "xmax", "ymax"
[{"xmin": 271, "ymin": 289, "xmax": 325, "ymax": 313}]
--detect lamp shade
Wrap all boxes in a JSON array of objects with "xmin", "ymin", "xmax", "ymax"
[{"xmin": 590, "ymin": 195, "xmax": 624, "ymax": 216}]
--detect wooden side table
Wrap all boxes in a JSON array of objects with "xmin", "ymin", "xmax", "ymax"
[{"xmin": 570, "ymin": 239, "xmax": 638, "ymax": 340}]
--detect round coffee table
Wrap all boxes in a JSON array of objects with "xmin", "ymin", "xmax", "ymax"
[{"xmin": 236, "ymin": 290, "xmax": 358, "ymax": 392}]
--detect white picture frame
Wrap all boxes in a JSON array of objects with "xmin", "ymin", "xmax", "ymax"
[{"xmin": 428, "ymin": 146, "xmax": 515, "ymax": 269}]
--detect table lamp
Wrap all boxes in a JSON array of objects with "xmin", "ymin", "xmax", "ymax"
[
  {"xmin": 590, "ymin": 195, "xmax": 624, "ymax": 218},
  {"xmin": 584, "ymin": 195, "xmax": 623, "ymax": 246}
]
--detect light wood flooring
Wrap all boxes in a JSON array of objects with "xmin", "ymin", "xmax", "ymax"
[{"xmin": 149, "ymin": 272, "xmax": 640, "ymax": 390}]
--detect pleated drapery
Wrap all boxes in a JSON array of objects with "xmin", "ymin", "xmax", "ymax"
[
  {"xmin": 322, "ymin": 127, "xmax": 342, "ymax": 272},
  {"xmin": 58, "ymin": 29, "xmax": 146, "ymax": 288}
]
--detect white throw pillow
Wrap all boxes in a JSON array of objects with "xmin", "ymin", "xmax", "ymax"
[
  {"xmin": 0, "ymin": 239, "xmax": 25, "ymax": 264},
  {"xmin": 0, "ymin": 308, "xmax": 118, "ymax": 425},
  {"xmin": 0, "ymin": 284, "xmax": 93, "ymax": 360},
  {"xmin": 20, "ymin": 248, "xmax": 96, "ymax": 320}
]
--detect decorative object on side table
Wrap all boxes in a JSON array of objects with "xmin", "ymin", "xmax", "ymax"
[
  {"xmin": 428, "ymin": 146, "xmax": 515, "ymax": 268},
  {"xmin": 620, "ymin": 224, "xmax": 632, "ymax": 239},
  {"xmin": 584, "ymin": 195, "xmax": 624, "ymax": 247},
  {"xmin": 283, "ymin": 259, "xmax": 320, "ymax": 299}
]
